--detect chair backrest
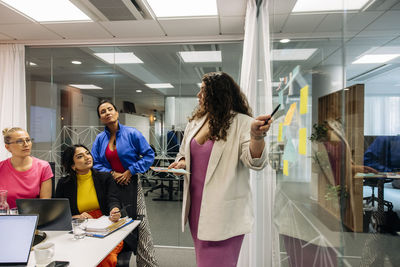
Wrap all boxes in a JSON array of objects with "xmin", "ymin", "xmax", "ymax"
[{"xmin": 48, "ymin": 161, "xmax": 56, "ymax": 197}]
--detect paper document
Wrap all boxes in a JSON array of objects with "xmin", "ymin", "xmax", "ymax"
[
  {"xmin": 85, "ymin": 216, "xmax": 134, "ymax": 238},
  {"xmin": 151, "ymin": 166, "xmax": 189, "ymax": 174}
]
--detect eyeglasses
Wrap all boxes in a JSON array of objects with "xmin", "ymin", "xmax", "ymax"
[{"xmin": 6, "ymin": 138, "xmax": 34, "ymax": 146}]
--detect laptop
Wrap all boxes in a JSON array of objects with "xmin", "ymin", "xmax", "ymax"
[
  {"xmin": 16, "ymin": 198, "xmax": 72, "ymax": 231},
  {"xmin": 0, "ymin": 215, "xmax": 38, "ymax": 266}
]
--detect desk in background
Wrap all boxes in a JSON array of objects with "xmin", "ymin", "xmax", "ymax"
[{"xmin": 28, "ymin": 220, "xmax": 140, "ymax": 267}]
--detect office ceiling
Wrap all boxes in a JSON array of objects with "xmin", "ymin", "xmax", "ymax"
[{"xmin": 1, "ymin": 0, "xmax": 400, "ymax": 114}]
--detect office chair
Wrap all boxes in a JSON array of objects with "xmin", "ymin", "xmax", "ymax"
[
  {"xmin": 363, "ymin": 178, "xmax": 393, "ymax": 211},
  {"xmin": 116, "ymin": 249, "xmax": 132, "ymax": 267},
  {"xmin": 48, "ymin": 161, "xmax": 56, "ymax": 197}
]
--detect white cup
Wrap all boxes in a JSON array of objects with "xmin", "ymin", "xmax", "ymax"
[{"xmin": 34, "ymin": 242, "xmax": 55, "ymax": 266}]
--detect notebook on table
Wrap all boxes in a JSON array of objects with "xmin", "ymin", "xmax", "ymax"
[
  {"xmin": 0, "ymin": 215, "xmax": 38, "ymax": 266},
  {"xmin": 85, "ymin": 216, "xmax": 134, "ymax": 238},
  {"xmin": 16, "ymin": 198, "xmax": 72, "ymax": 231}
]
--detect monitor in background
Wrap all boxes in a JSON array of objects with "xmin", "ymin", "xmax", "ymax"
[
  {"xmin": 0, "ymin": 215, "xmax": 38, "ymax": 266},
  {"xmin": 16, "ymin": 198, "xmax": 72, "ymax": 231},
  {"xmin": 123, "ymin": 101, "xmax": 136, "ymax": 114}
]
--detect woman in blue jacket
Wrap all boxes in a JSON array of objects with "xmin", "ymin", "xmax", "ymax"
[{"xmin": 92, "ymin": 100, "xmax": 158, "ymax": 267}]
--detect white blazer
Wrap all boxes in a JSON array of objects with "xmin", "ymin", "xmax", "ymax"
[{"xmin": 176, "ymin": 113, "xmax": 268, "ymax": 241}]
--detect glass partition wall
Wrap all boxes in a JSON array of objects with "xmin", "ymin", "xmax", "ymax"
[
  {"xmin": 270, "ymin": 0, "xmax": 400, "ymax": 266},
  {"xmin": 25, "ymin": 43, "xmax": 243, "ymax": 247}
]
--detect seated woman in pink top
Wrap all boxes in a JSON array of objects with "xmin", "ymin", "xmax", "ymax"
[{"xmin": 0, "ymin": 127, "xmax": 53, "ymax": 208}]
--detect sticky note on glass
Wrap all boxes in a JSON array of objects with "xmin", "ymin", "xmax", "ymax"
[
  {"xmin": 300, "ymin": 85, "xmax": 308, "ymax": 114},
  {"xmin": 283, "ymin": 103, "xmax": 296, "ymax": 126},
  {"xmin": 278, "ymin": 90, "xmax": 284, "ymax": 106},
  {"xmin": 283, "ymin": 139, "xmax": 296, "ymax": 162},
  {"xmin": 283, "ymin": 160, "xmax": 289, "ymax": 176},
  {"xmin": 278, "ymin": 123, "xmax": 283, "ymax": 142},
  {"xmin": 298, "ymin": 128, "xmax": 307, "ymax": 155}
]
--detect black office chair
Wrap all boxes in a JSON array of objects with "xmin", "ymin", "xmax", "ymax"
[
  {"xmin": 116, "ymin": 249, "xmax": 132, "ymax": 267},
  {"xmin": 144, "ymin": 170, "xmax": 171, "ymax": 198},
  {"xmin": 363, "ymin": 178, "xmax": 394, "ymax": 210},
  {"xmin": 48, "ymin": 161, "xmax": 56, "ymax": 197}
]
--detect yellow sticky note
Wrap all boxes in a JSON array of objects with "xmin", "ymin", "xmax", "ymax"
[
  {"xmin": 283, "ymin": 160, "xmax": 289, "ymax": 176},
  {"xmin": 300, "ymin": 85, "xmax": 308, "ymax": 114},
  {"xmin": 283, "ymin": 103, "xmax": 296, "ymax": 126},
  {"xmin": 278, "ymin": 123, "xmax": 283, "ymax": 142},
  {"xmin": 299, "ymin": 128, "xmax": 307, "ymax": 155}
]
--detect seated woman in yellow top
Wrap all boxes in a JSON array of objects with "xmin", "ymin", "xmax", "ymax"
[{"xmin": 56, "ymin": 144, "xmax": 122, "ymax": 267}]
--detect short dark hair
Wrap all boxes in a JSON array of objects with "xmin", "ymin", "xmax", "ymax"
[
  {"xmin": 97, "ymin": 100, "xmax": 118, "ymax": 118},
  {"xmin": 62, "ymin": 144, "xmax": 91, "ymax": 175}
]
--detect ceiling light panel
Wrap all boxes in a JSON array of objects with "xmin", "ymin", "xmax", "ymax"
[
  {"xmin": 145, "ymin": 83, "xmax": 174, "ymax": 89},
  {"xmin": 292, "ymin": 0, "xmax": 370, "ymax": 13},
  {"xmin": 69, "ymin": 84, "xmax": 102, "ymax": 89},
  {"xmin": 146, "ymin": 0, "xmax": 218, "ymax": 17},
  {"xmin": 179, "ymin": 51, "xmax": 222, "ymax": 63},
  {"xmin": 352, "ymin": 54, "xmax": 400, "ymax": 64},
  {"xmin": 272, "ymin": 48, "xmax": 317, "ymax": 61},
  {"xmin": 1, "ymin": 0, "xmax": 92, "ymax": 22},
  {"xmin": 94, "ymin": 53, "xmax": 143, "ymax": 64}
]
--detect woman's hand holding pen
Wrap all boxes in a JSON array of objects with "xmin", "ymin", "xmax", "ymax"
[
  {"xmin": 109, "ymin": 207, "xmax": 121, "ymax": 222},
  {"xmin": 251, "ymin": 115, "xmax": 272, "ymax": 140}
]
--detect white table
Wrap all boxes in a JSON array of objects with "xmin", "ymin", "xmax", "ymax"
[{"xmin": 28, "ymin": 220, "xmax": 140, "ymax": 267}]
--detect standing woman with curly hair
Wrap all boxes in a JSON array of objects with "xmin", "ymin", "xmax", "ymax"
[{"xmin": 168, "ymin": 72, "xmax": 272, "ymax": 267}]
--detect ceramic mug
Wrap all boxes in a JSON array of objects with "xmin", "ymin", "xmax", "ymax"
[{"xmin": 34, "ymin": 242, "xmax": 55, "ymax": 266}]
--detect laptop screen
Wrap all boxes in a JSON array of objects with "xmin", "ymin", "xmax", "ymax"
[
  {"xmin": 16, "ymin": 198, "xmax": 72, "ymax": 231},
  {"xmin": 0, "ymin": 215, "xmax": 38, "ymax": 265}
]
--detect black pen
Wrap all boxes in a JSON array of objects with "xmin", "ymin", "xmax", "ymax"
[{"xmin": 264, "ymin": 104, "xmax": 280, "ymax": 125}]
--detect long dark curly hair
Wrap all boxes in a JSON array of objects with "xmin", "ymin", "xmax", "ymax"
[{"xmin": 190, "ymin": 72, "xmax": 252, "ymax": 141}]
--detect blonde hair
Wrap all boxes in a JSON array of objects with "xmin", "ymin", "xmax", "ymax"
[{"xmin": 2, "ymin": 127, "xmax": 25, "ymax": 144}]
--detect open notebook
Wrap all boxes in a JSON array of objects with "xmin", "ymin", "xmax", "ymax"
[{"xmin": 85, "ymin": 216, "xmax": 134, "ymax": 238}]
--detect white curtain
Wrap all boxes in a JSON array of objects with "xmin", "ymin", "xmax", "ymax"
[
  {"xmin": 238, "ymin": 0, "xmax": 279, "ymax": 267},
  {"xmin": 364, "ymin": 96, "xmax": 400, "ymax": 136},
  {"xmin": 0, "ymin": 44, "xmax": 27, "ymax": 160}
]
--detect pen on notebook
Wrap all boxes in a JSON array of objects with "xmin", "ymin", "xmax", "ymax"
[{"xmin": 85, "ymin": 232, "xmax": 103, "ymax": 238}]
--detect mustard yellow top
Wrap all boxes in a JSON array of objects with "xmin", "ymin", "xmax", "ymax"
[{"xmin": 76, "ymin": 170, "xmax": 100, "ymax": 213}]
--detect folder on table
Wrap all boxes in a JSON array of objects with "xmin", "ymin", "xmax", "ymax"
[{"xmin": 85, "ymin": 216, "xmax": 135, "ymax": 238}]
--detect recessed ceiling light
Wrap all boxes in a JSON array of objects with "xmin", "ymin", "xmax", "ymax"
[
  {"xmin": 69, "ymin": 84, "xmax": 102, "ymax": 90},
  {"xmin": 352, "ymin": 54, "xmax": 400, "ymax": 64},
  {"xmin": 29, "ymin": 62, "xmax": 37, "ymax": 66},
  {"xmin": 272, "ymin": 48, "xmax": 317, "ymax": 61},
  {"xmin": 1, "ymin": 0, "xmax": 91, "ymax": 22},
  {"xmin": 145, "ymin": 83, "xmax": 174, "ymax": 89},
  {"xmin": 71, "ymin": 60, "xmax": 82, "ymax": 65},
  {"xmin": 279, "ymin": 39, "xmax": 290, "ymax": 43},
  {"xmin": 136, "ymin": 89, "xmax": 142, "ymax": 93},
  {"xmin": 179, "ymin": 51, "xmax": 222, "ymax": 63},
  {"xmin": 146, "ymin": 0, "xmax": 218, "ymax": 17},
  {"xmin": 94, "ymin": 53, "xmax": 143, "ymax": 64},
  {"xmin": 292, "ymin": 0, "xmax": 370, "ymax": 13}
]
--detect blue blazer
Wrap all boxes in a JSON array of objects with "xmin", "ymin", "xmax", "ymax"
[{"xmin": 92, "ymin": 122, "xmax": 154, "ymax": 175}]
